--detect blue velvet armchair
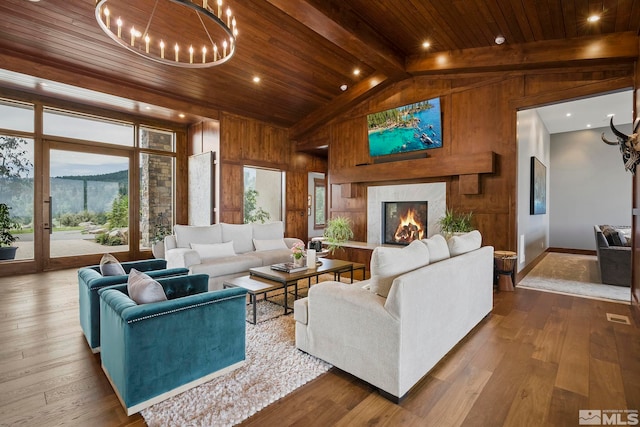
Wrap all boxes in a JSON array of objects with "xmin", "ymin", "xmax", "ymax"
[
  {"xmin": 78, "ymin": 258, "xmax": 189, "ymax": 352},
  {"xmin": 99, "ymin": 274, "xmax": 247, "ymax": 415}
]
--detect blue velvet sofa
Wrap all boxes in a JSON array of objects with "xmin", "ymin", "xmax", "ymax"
[
  {"xmin": 78, "ymin": 259, "xmax": 189, "ymax": 352},
  {"xmin": 99, "ymin": 274, "xmax": 248, "ymax": 415}
]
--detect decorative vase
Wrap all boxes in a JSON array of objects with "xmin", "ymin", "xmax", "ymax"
[
  {"xmin": 293, "ymin": 256, "xmax": 305, "ymax": 268},
  {"xmin": 151, "ymin": 241, "xmax": 165, "ymax": 259}
]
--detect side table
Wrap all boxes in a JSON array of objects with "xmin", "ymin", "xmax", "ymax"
[{"xmin": 494, "ymin": 250, "xmax": 517, "ymax": 291}]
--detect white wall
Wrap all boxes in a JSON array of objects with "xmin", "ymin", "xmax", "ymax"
[
  {"xmin": 549, "ymin": 125, "xmax": 632, "ymax": 250},
  {"xmin": 517, "ymin": 109, "xmax": 550, "ymax": 272}
]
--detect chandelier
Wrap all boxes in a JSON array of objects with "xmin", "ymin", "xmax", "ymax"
[{"xmin": 95, "ymin": 0, "xmax": 238, "ymax": 68}]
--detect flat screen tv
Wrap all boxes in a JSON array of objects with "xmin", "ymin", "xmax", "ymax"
[{"xmin": 367, "ymin": 97, "xmax": 442, "ymax": 157}]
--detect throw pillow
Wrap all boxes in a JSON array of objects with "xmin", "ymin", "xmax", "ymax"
[
  {"xmin": 253, "ymin": 238, "xmax": 288, "ymax": 251},
  {"xmin": 127, "ymin": 269, "xmax": 167, "ymax": 304},
  {"xmin": 600, "ymin": 225, "xmax": 616, "ymax": 245},
  {"xmin": 252, "ymin": 221, "xmax": 284, "ymax": 240},
  {"xmin": 99, "ymin": 253, "xmax": 126, "ymax": 276},
  {"xmin": 190, "ymin": 241, "xmax": 236, "ymax": 259},
  {"xmin": 174, "ymin": 224, "xmax": 223, "ymax": 248},
  {"xmin": 421, "ymin": 234, "xmax": 450, "ymax": 262},
  {"xmin": 448, "ymin": 230, "xmax": 482, "ymax": 256},
  {"xmin": 369, "ymin": 240, "xmax": 430, "ymax": 298},
  {"xmin": 221, "ymin": 223, "xmax": 254, "ymax": 254}
]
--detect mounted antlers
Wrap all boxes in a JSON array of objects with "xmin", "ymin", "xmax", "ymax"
[{"xmin": 601, "ymin": 117, "xmax": 640, "ymax": 174}]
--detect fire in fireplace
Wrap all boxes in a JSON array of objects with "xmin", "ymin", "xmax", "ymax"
[{"xmin": 382, "ymin": 201, "xmax": 427, "ymax": 245}]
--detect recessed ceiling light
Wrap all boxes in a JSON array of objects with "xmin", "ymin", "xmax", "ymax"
[
  {"xmin": 422, "ymin": 41, "xmax": 430, "ymax": 49},
  {"xmin": 340, "ymin": 84, "xmax": 347, "ymax": 91},
  {"xmin": 566, "ymin": 113, "xmax": 571, "ymax": 117},
  {"xmin": 588, "ymin": 15, "xmax": 600, "ymax": 23},
  {"xmin": 178, "ymin": 113, "xmax": 185, "ymax": 118},
  {"xmin": 586, "ymin": 124, "xmax": 592, "ymax": 128},
  {"xmin": 252, "ymin": 76, "xmax": 260, "ymax": 83},
  {"xmin": 353, "ymin": 68, "xmax": 360, "ymax": 76},
  {"xmin": 607, "ymin": 113, "xmax": 615, "ymax": 117},
  {"xmin": 495, "ymin": 35, "xmax": 505, "ymax": 45}
]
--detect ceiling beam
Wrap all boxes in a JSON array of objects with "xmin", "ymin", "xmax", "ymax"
[
  {"xmin": 407, "ymin": 32, "xmax": 639, "ymax": 74},
  {"xmin": 291, "ymin": 72, "xmax": 390, "ymax": 140},
  {"xmin": 264, "ymin": 0, "xmax": 406, "ymax": 79}
]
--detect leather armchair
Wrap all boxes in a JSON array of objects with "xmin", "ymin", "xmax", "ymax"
[
  {"xmin": 99, "ymin": 274, "xmax": 248, "ymax": 415},
  {"xmin": 78, "ymin": 259, "xmax": 189, "ymax": 352}
]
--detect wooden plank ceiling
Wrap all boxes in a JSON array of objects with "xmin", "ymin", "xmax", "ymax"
[{"xmin": 0, "ymin": 0, "xmax": 638, "ymax": 133}]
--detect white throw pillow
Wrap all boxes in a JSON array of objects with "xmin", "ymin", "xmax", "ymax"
[
  {"xmin": 369, "ymin": 240, "xmax": 430, "ymax": 298},
  {"xmin": 221, "ymin": 223, "xmax": 254, "ymax": 254},
  {"xmin": 421, "ymin": 234, "xmax": 450, "ymax": 262},
  {"xmin": 253, "ymin": 238, "xmax": 288, "ymax": 251},
  {"xmin": 127, "ymin": 269, "xmax": 167, "ymax": 304},
  {"xmin": 99, "ymin": 253, "xmax": 126, "ymax": 276},
  {"xmin": 174, "ymin": 224, "xmax": 223, "ymax": 248},
  {"xmin": 252, "ymin": 221, "xmax": 284, "ymax": 240},
  {"xmin": 190, "ymin": 241, "xmax": 236, "ymax": 259},
  {"xmin": 448, "ymin": 230, "xmax": 482, "ymax": 256}
]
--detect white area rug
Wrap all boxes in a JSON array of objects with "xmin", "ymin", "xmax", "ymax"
[
  {"xmin": 141, "ymin": 301, "xmax": 332, "ymax": 426},
  {"xmin": 518, "ymin": 252, "xmax": 630, "ymax": 303}
]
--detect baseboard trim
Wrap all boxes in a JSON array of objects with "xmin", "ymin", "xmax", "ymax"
[
  {"xmin": 516, "ymin": 251, "xmax": 548, "ymax": 284},
  {"xmin": 547, "ymin": 247, "xmax": 597, "ymax": 256}
]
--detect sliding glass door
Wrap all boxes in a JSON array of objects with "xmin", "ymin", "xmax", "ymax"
[{"xmin": 47, "ymin": 146, "xmax": 130, "ymax": 261}]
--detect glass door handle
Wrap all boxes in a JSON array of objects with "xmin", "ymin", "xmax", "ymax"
[{"xmin": 43, "ymin": 197, "xmax": 52, "ymax": 234}]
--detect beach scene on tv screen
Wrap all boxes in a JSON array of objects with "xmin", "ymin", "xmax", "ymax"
[{"xmin": 367, "ymin": 97, "xmax": 442, "ymax": 157}]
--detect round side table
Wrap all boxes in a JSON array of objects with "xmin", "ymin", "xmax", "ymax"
[{"xmin": 494, "ymin": 250, "xmax": 517, "ymax": 292}]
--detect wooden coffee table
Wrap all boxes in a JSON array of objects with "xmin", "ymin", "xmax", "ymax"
[{"xmin": 223, "ymin": 258, "xmax": 365, "ymax": 324}]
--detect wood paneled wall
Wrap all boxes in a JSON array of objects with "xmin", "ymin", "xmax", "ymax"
[
  {"xmin": 190, "ymin": 112, "xmax": 327, "ymax": 242},
  {"xmin": 299, "ymin": 64, "xmax": 635, "ymax": 252}
]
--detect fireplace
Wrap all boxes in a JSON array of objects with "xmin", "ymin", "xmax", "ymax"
[{"xmin": 382, "ymin": 201, "xmax": 427, "ymax": 245}]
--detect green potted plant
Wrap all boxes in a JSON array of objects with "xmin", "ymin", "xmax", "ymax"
[
  {"xmin": 0, "ymin": 203, "xmax": 20, "ymax": 260},
  {"xmin": 324, "ymin": 216, "xmax": 354, "ymax": 254},
  {"xmin": 438, "ymin": 209, "xmax": 474, "ymax": 238}
]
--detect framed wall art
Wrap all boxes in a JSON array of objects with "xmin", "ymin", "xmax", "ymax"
[{"xmin": 530, "ymin": 156, "xmax": 546, "ymax": 215}]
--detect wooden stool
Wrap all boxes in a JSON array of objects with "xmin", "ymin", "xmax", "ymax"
[{"xmin": 494, "ymin": 250, "xmax": 517, "ymax": 291}]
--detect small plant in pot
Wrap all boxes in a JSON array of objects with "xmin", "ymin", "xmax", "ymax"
[
  {"xmin": 0, "ymin": 203, "xmax": 20, "ymax": 261},
  {"xmin": 324, "ymin": 216, "xmax": 354, "ymax": 254},
  {"xmin": 438, "ymin": 209, "xmax": 474, "ymax": 238}
]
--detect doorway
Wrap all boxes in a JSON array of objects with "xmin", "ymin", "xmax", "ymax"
[
  {"xmin": 516, "ymin": 90, "xmax": 633, "ymax": 301},
  {"xmin": 45, "ymin": 144, "xmax": 130, "ymax": 268}
]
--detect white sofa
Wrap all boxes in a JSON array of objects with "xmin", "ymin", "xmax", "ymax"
[
  {"xmin": 164, "ymin": 221, "xmax": 303, "ymax": 290},
  {"xmin": 294, "ymin": 231, "xmax": 494, "ymax": 401}
]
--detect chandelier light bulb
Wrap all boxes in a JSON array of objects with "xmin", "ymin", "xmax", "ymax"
[{"xmin": 95, "ymin": 0, "xmax": 238, "ymax": 68}]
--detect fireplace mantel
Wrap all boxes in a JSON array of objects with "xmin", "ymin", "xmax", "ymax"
[{"xmin": 331, "ymin": 151, "xmax": 495, "ymax": 195}]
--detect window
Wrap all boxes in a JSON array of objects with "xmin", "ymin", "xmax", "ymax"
[
  {"xmin": 0, "ymin": 99, "xmax": 34, "ymax": 132},
  {"xmin": 43, "ymin": 108, "xmax": 134, "ymax": 146},
  {"xmin": 244, "ymin": 167, "xmax": 283, "ymax": 223},
  {"xmin": 0, "ymin": 134, "xmax": 34, "ymax": 260},
  {"xmin": 140, "ymin": 152, "xmax": 174, "ymax": 249},
  {"xmin": 313, "ymin": 178, "xmax": 326, "ymax": 229}
]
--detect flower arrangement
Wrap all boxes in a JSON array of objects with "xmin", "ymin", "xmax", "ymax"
[{"xmin": 291, "ymin": 242, "xmax": 305, "ymax": 259}]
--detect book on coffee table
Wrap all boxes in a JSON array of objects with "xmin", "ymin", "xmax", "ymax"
[{"xmin": 270, "ymin": 262, "xmax": 308, "ymax": 273}]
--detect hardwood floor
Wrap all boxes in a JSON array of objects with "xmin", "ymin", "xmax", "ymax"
[{"xmin": 1, "ymin": 269, "xmax": 638, "ymax": 426}]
